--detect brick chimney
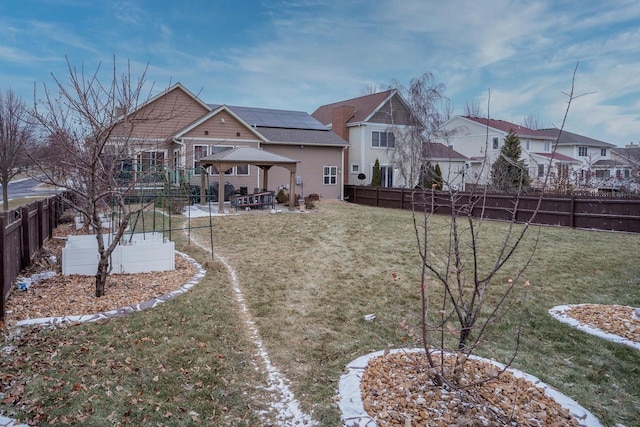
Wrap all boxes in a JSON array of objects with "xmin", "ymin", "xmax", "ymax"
[{"xmin": 331, "ymin": 105, "xmax": 356, "ymax": 185}]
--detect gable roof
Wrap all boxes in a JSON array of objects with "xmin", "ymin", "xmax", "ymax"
[
  {"xmin": 426, "ymin": 142, "xmax": 468, "ymax": 160},
  {"xmin": 461, "ymin": 116, "xmax": 552, "ymax": 139},
  {"xmin": 123, "ymin": 83, "xmax": 211, "ymax": 120},
  {"xmin": 174, "ymin": 104, "xmax": 267, "ymax": 141},
  {"xmin": 311, "ymin": 90, "xmax": 395, "ymax": 126},
  {"xmin": 530, "ymin": 152, "xmax": 581, "ymax": 163},
  {"xmin": 198, "ymin": 146, "xmax": 297, "ymax": 166},
  {"xmin": 612, "ymin": 145, "xmax": 640, "ymax": 166},
  {"xmin": 538, "ymin": 128, "xmax": 616, "ymax": 148}
]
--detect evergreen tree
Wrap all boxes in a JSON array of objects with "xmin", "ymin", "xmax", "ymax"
[
  {"xmin": 417, "ymin": 162, "xmax": 436, "ymax": 189},
  {"xmin": 490, "ymin": 130, "xmax": 530, "ymax": 193},
  {"xmin": 434, "ymin": 163, "xmax": 443, "ymax": 190},
  {"xmin": 371, "ymin": 158, "xmax": 382, "ymax": 187}
]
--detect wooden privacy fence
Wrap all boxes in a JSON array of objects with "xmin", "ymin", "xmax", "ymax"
[
  {"xmin": 1, "ymin": 196, "xmax": 65, "ymax": 321},
  {"xmin": 344, "ymin": 185, "xmax": 640, "ymax": 234}
]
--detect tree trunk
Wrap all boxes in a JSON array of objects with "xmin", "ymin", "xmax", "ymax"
[{"xmin": 95, "ymin": 255, "xmax": 109, "ymax": 297}]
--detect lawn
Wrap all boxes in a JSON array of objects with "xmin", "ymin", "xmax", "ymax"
[{"xmin": 1, "ymin": 200, "xmax": 639, "ymax": 426}]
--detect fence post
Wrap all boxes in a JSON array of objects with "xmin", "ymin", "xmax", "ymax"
[
  {"xmin": 376, "ymin": 187, "xmax": 380, "ymax": 207},
  {"xmin": 37, "ymin": 200, "xmax": 44, "ymax": 248},
  {"xmin": 48, "ymin": 198, "xmax": 55, "ymax": 239},
  {"xmin": 0, "ymin": 214, "xmax": 5, "ymax": 322},
  {"xmin": 569, "ymin": 194, "xmax": 575, "ymax": 229},
  {"xmin": 21, "ymin": 205, "xmax": 30, "ymax": 269}
]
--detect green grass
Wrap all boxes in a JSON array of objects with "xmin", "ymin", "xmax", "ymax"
[{"xmin": 2, "ymin": 201, "xmax": 639, "ymax": 426}]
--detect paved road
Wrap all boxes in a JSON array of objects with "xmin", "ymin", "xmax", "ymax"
[{"xmin": 2, "ymin": 178, "xmax": 63, "ymax": 200}]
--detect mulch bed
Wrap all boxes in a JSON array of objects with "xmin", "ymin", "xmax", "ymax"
[{"xmin": 2, "ymin": 222, "xmax": 196, "ymax": 328}]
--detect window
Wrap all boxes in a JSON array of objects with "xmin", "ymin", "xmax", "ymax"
[
  {"xmin": 578, "ymin": 146, "xmax": 588, "ymax": 156},
  {"xmin": 601, "ymin": 148, "xmax": 607, "ymax": 157},
  {"xmin": 525, "ymin": 139, "xmax": 530, "ymax": 151},
  {"xmin": 372, "ymin": 131, "xmax": 395, "ymax": 148},
  {"xmin": 595, "ymin": 170, "xmax": 610, "ymax": 178},
  {"xmin": 492, "ymin": 137, "xmax": 499, "ymax": 149},
  {"xmin": 137, "ymin": 151, "xmax": 165, "ymax": 182},
  {"xmin": 236, "ymin": 163, "xmax": 249, "ymax": 175},
  {"xmin": 323, "ymin": 166, "xmax": 338, "ymax": 185},
  {"xmin": 351, "ymin": 164, "xmax": 360, "ymax": 174},
  {"xmin": 193, "ymin": 145, "xmax": 208, "ymax": 175},
  {"xmin": 624, "ymin": 169, "xmax": 630, "ymax": 178},
  {"xmin": 544, "ymin": 141, "xmax": 551, "ymax": 152},
  {"xmin": 537, "ymin": 164, "xmax": 545, "ymax": 177}
]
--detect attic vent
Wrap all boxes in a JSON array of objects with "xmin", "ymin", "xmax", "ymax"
[
  {"xmin": 204, "ymin": 130, "xmax": 209, "ymax": 135},
  {"xmin": 236, "ymin": 132, "xmax": 241, "ymax": 137}
]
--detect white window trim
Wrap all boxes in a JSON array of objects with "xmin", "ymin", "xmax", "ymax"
[
  {"xmin": 371, "ymin": 130, "xmax": 395, "ymax": 149},
  {"xmin": 193, "ymin": 145, "xmax": 208, "ymax": 175},
  {"xmin": 351, "ymin": 163, "xmax": 360, "ymax": 174},
  {"xmin": 323, "ymin": 165, "xmax": 338, "ymax": 185}
]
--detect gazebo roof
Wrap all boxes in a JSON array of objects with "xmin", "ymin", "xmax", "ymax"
[{"xmin": 197, "ymin": 146, "xmax": 298, "ymax": 169}]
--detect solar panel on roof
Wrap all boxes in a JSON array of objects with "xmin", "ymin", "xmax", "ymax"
[{"xmin": 228, "ymin": 106, "xmax": 327, "ymax": 130}]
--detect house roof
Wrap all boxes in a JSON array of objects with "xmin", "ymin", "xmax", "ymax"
[
  {"xmin": 174, "ymin": 104, "xmax": 267, "ymax": 141},
  {"xmin": 593, "ymin": 159, "xmax": 623, "ymax": 167},
  {"xmin": 311, "ymin": 90, "xmax": 395, "ymax": 126},
  {"xmin": 461, "ymin": 116, "xmax": 552, "ymax": 139},
  {"xmin": 257, "ymin": 127, "xmax": 348, "ymax": 146},
  {"xmin": 538, "ymin": 128, "xmax": 616, "ymax": 148},
  {"xmin": 197, "ymin": 146, "xmax": 297, "ymax": 166},
  {"xmin": 205, "ymin": 104, "xmax": 347, "ymax": 146},
  {"xmin": 426, "ymin": 142, "xmax": 468, "ymax": 160},
  {"xmin": 209, "ymin": 104, "xmax": 327, "ymax": 130},
  {"xmin": 531, "ymin": 152, "xmax": 581, "ymax": 163},
  {"xmin": 612, "ymin": 146, "xmax": 640, "ymax": 165}
]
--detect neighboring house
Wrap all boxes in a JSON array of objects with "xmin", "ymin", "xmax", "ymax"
[
  {"xmin": 611, "ymin": 143, "xmax": 640, "ymax": 193},
  {"xmin": 423, "ymin": 142, "xmax": 469, "ymax": 191},
  {"xmin": 112, "ymin": 83, "xmax": 348, "ymax": 201},
  {"xmin": 312, "ymin": 90, "xmax": 415, "ymax": 188},
  {"xmin": 435, "ymin": 116, "xmax": 617, "ymax": 191},
  {"xmin": 537, "ymin": 128, "xmax": 629, "ymax": 190}
]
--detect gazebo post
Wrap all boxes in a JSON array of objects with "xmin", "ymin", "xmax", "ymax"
[
  {"xmin": 262, "ymin": 166, "xmax": 271, "ymax": 192},
  {"xmin": 218, "ymin": 168, "xmax": 225, "ymax": 214},
  {"xmin": 289, "ymin": 170, "xmax": 296, "ymax": 211},
  {"xmin": 200, "ymin": 169, "xmax": 206, "ymax": 205}
]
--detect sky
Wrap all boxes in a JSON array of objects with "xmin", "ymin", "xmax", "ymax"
[{"xmin": 1, "ymin": 0, "xmax": 639, "ymax": 146}]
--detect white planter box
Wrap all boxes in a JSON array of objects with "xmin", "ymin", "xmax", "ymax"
[{"xmin": 62, "ymin": 233, "xmax": 175, "ymax": 275}]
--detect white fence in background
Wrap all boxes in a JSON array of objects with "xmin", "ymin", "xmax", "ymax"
[{"xmin": 62, "ymin": 232, "xmax": 175, "ymax": 275}]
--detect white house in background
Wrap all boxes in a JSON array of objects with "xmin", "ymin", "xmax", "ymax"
[
  {"xmin": 436, "ymin": 116, "xmax": 572, "ymax": 189},
  {"xmin": 423, "ymin": 142, "xmax": 469, "ymax": 190},
  {"xmin": 312, "ymin": 91, "xmax": 467, "ymax": 190},
  {"xmin": 312, "ymin": 90, "xmax": 414, "ymax": 188},
  {"xmin": 537, "ymin": 128, "xmax": 632, "ymax": 190}
]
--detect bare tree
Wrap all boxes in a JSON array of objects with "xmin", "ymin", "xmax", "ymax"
[
  {"xmin": 463, "ymin": 100, "xmax": 484, "ymax": 117},
  {"xmin": 409, "ymin": 64, "xmax": 584, "ymax": 394},
  {"xmin": 359, "ymin": 83, "xmax": 381, "ymax": 96},
  {"xmin": 29, "ymin": 58, "xmax": 172, "ymax": 297},
  {"xmin": 386, "ymin": 73, "xmax": 451, "ymax": 188},
  {"xmin": 0, "ymin": 89, "xmax": 36, "ymax": 207},
  {"xmin": 522, "ymin": 113, "xmax": 542, "ymax": 130}
]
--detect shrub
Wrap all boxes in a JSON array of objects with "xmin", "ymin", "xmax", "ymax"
[{"xmin": 276, "ymin": 189, "xmax": 288, "ymax": 204}]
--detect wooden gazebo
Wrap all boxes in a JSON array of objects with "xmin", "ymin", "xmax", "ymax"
[{"xmin": 196, "ymin": 147, "xmax": 299, "ymax": 212}]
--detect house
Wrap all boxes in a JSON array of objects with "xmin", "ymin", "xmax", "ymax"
[
  {"xmin": 312, "ymin": 90, "xmax": 415, "ymax": 188},
  {"xmin": 537, "ymin": 128, "xmax": 626, "ymax": 190},
  {"xmin": 111, "ymin": 83, "xmax": 348, "ymax": 204},
  {"xmin": 434, "ymin": 116, "xmax": 617, "ymax": 191},
  {"xmin": 312, "ymin": 91, "xmax": 470, "ymax": 190},
  {"xmin": 611, "ymin": 143, "xmax": 640, "ymax": 193}
]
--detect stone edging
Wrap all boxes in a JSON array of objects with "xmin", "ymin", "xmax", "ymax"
[
  {"xmin": 1, "ymin": 251, "xmax": 206, "ymax": 426},
  {"xmin": 14, "ymin": 251, "xmax": 205, "ymax": 328},
  {"xmin": 338, "ymin": 348, "xmax": 602, "ymax": 427},
  {"xmin": 549, "ymin": 304, "xmax": 640, "ymax": 351}
]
